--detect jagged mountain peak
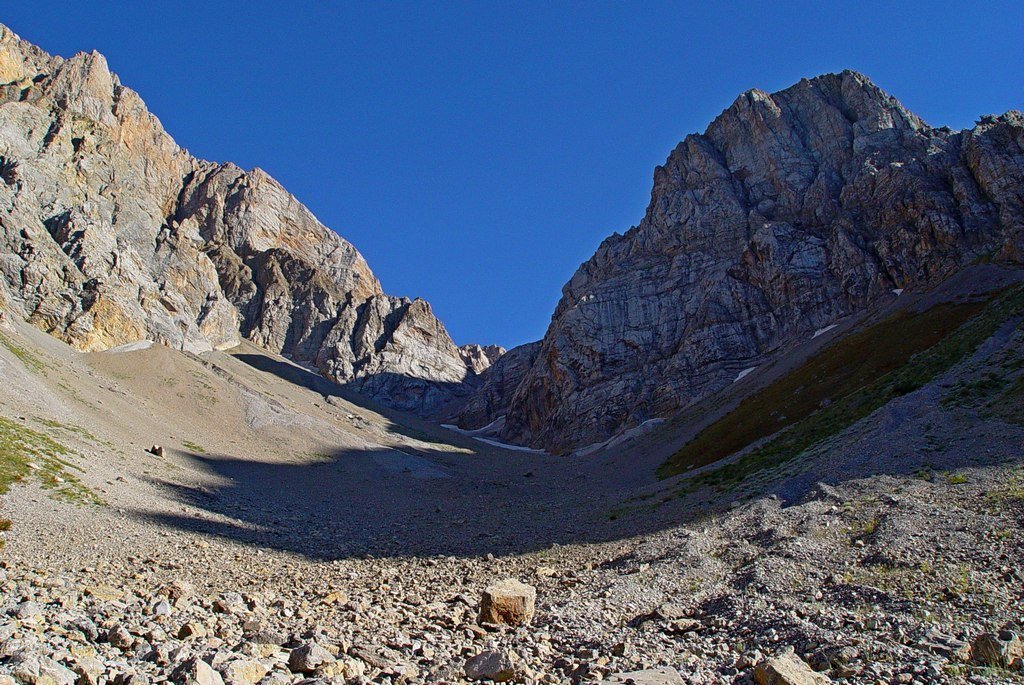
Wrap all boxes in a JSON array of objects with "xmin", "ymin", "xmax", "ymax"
[
  {"xmin": 489, "ymin": 73, "xmax": 1024, "ymax": 452},
  {"xmin": 0, "ymin": 24, "xmax": 482, "ymax": 414}
]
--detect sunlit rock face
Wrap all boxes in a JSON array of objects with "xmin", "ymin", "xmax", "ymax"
[
  {"xmin": 500, "ymin": 71, "xmax": 1024, "ymax": 453},
  {"xmin": 0, "ymin": 25, "xmax": 474, "ymax": 413}
]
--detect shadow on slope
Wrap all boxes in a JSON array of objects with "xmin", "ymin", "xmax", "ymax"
[
  {"xmin": 137, "ymin": 443, "xmax": 614, "ymax": 559},
  {"xmin": 230, "ymin": 353, "xmax": 471, "ymax": 444},
  {"xmin": 131, "ymin": 273, "xmax": 1024, "ymax": 561}
]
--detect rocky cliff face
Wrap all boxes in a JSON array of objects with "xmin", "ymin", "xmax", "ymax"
[
  {"xmin": 0, "ymin": 25, "xmax": 474, "ymax": 413},
  {"xmin": 452, "ymin": 341, "xmax": 540, "ymax": 430},
  {"xmin": 500, "ymin": 71, "xmax": 1024, "ymax": 453},
  {"xmin": 458, "ymin": 344, "xmax": 506, "ymax": 375}
]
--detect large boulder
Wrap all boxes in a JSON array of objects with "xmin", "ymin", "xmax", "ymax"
[{"xmin": 478, "ymin": 579, "xmax": 537, "ymax": 625}]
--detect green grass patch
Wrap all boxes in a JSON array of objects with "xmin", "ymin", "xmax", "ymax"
[
  {"xmin": 0, "ymin": 416, "xmax": 103, "ymax": 505},
  {"xmin": 661, "ymin": 286, "xmax": 1024, "ymax": 489},
  {"xmin": 181, "ymin": 440, "xmax": 206, "ymax": 454},
  {"xmin": 0, "ymin": 332, "xmax": 47, "ymax": 374}
]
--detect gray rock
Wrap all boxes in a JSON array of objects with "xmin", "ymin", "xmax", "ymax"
[
  {"xmin": 450, "ymin": 342, "xmax": 541, "ymax": 430},
  {"xmin": 286, "ymin": 643, "xmax": 334, "ymax": 674},
  {"xmin": 8, "ymin": 652, "xmax": 77, "ymax": 685},
  {"xmin": 459, "ymin": 344, "xmax": 506, "ymax": 375},
  {"xmin": 11, "ymin": 602, "xmax": 41, "ymax": 620},
  {"xmin": 218, "ymin": 659, "xmax": 269, "ymax": 685},
  {"xmin": 106, "ymin": 624, "xmax": 134, "ymax": 650},
  {"xmin": 599, "ymin": 668, "xmax": 684, "ymax": 685},
  {"xmin": 464, "ymin": 649, "xmax": 519, "ymax": 682},
  {"xmin": 170, "ymin": 658, "xmax": 224, "ymax": 685},
  {"xmin": 754, "ymin": 649, "xmax": 831, "ymax": 684},
  {"xmin": 971, "ymin": 629, "xmax": 1023, "ymax": 670}
]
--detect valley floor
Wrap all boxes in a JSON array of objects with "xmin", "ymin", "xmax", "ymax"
[{"xmin": 0, "ymin": 277, "xmax": 1023, "ymax": 685}]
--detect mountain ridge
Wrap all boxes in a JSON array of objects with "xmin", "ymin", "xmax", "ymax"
[
  {"xmin": 0, "ymin": 23, "xmax": 483, "ymax": 414},
  {"xmin": 484, "ymin": 69, "xmax": 1024, "ymax": 452}
]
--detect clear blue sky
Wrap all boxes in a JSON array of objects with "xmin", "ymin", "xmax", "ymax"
[{"xmin": 6, "ymin": 3, "xmax": 1022, "ymax": 348}]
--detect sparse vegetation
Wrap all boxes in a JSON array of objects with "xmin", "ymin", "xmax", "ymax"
[
  {"xmin": 0, "ymin": 332, "xmax": 47, "ymax": 374},
  {"xmin": 662, "ymin": 285, "xmax": 1024, "ymax": 489},
  {"xmin": 0, "ymin": 416, "xmax": 102, "ymax": 504},
  {"xmin": 181, "ymin": 440, "xmax": 206, "ymax": 454}
]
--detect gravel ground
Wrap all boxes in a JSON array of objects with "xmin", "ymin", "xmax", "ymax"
[{"xmin": 0, "ymin": 312, "xmax": 1023, "ymax": 684}]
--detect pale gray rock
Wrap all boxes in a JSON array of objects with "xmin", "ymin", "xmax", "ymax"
[
  {"xmin": 8, "ymin": 652, "xmax": 77, "ymax": 685},
  {"xmin": 450, "ymin": 341, "xmax": 540, "ymax": 430},
  {"xmin": 459, "ymin": 344, "xmax": 506, "ymax": 374},
  {"xmin": 0, "ymin": 24, "xmax": 476, "ymax": 414},
  {"xmin": 754, "ymin": 649, "xmax": 831, "ymax": 685},
  {"xmin": 170, "ymin": 658, "xmax": 224, "ymax": 685},
  {"xmin": 599, "ymin": 668, "xmax": 684, "ymax": 685},
  {"xmin": 464, "ymin": 649, "xmax": 519, "ymax": 682},
  {"xmin": 501, "ymin": 71, "xmax": 1024, "ymax": 452},
  {"xmin": 286, "ymin": 643, "xmax": 333, "ymax": 674}
]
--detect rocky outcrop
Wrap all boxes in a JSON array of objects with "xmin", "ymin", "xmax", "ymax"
[
  {"xmin": 450, "ymin": 341, "xmax": 540, "ymax": 430},
  {"xmin": 458, "ymin": 343, "xmax": 505, "ymax": 375},
  {"xmin": 0, "ymin": 25, "xmax": 474, "ymax": 413},
  {"xmin": 500, "ymin": 71, "xmax": 1024, "ymax": 452}
]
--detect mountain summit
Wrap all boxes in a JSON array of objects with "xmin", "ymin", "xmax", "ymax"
[
  {"xmin": 483, "ymin": 71, "xmax": 1024, "ymax": 452},
  {"xmin": 0, "ymin": 24, "xmax": 479, "ymax": 413}
]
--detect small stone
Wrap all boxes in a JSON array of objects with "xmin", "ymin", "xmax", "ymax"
[
  {"xmin": 478, "ymin": 579, "xmax": 536, "ymax": 625},
  {"xmin": 287, "ymin": 643, "xmax": 334, "ymax": 674},
  {"xmin": 464, "ymin": 650, "xmax": 519, "ymax": 682},
  {"xmin": 171, "ymin": 657, "xmax": 224, "ymax": 685},
  {"xmin": 320, "ymin": 590, "xmax": 348, "ymax": 606},
  {"xmin": 73, "ymin": 655, "xmax": 105, "ymax": 685},
  {"xmin": 754, "ymin": 649, "xmax": 831, "ymax": 685},
  {"xmin": 178, "ymin": 622, "xmax": 207, "ymax": 640},
  {"xmin": 600, "ymin": 668, "xmax": 685, "ymax": 684},
  {"xmin": 106, "ymin": 625, "xmax": 134, "ymax": 650},
  {"xmin": 219, "ymin": 659, "xmax": 269, "ymax": 685}
]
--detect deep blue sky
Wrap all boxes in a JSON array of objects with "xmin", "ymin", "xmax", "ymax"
[{"xmin": 6, "ymin": 3, "xmax": 1022, "ymax": 347}]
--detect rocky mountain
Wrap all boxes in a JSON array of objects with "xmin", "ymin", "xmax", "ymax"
[
  {"xmin": 0, "ymin": 25, "xmax": 476, "ymax": 413},
  {"xmin": 493, "ymin": 71, "xmax": 1024, "ymax": 453},
  {"xmin": 458, "ymin": 343, "xmax": 506, "ymax": 375},
  {"xmin": 451, "ymin": 341, "xmax": 541, "ymax": 431}
]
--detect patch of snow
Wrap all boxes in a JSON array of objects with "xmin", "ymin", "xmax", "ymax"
[
  {"xmin": 734, "ymin": 367, "xmax": 756, "ymax": 382},
  {"xmin": 572, "ymin": 418, "xmax": 666, "ymax": 457},
  {"xmin": 893, "ymin": 288, "xmax": 904, "ymax": 296},
  {"xmin": 441, "ymin": 416, "xmax": 505, "ymax": 437},
  {"xmin": 472, "ymin": 436, "xmax": 546, "ymax": 453},
  {"xmin": 812, "ymin": 324, "xmax": 839, "ymax": 339},
  {"xmin": 103, "ymin": 340, "xmax": 154, "ymax": 353}
]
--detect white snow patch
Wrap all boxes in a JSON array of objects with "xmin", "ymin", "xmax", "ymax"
[
  {"xmin": 441, "ymin": 416, "xmax": 504, "ymax": 437},
  {"xmin": 472, "ymin": 436, "xmax": 547, "ymax": 453},
  {"xmin": 892, "ymin": 288, "xmax": 904, "ymax": 296},
  {"xmin": 812, "ymin": 324, "xmax": 839, "ymax": 339},
  {"xmin": 103, "ymin": 340, "xmax": 154, "ymax": 353},
  {"xmin": 572, "ymin": 418, "xmax": 666, "ymax": 457},
  {"xmin": 734, "ymin": 367, "xmax": 757, "ymax": 383}
]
